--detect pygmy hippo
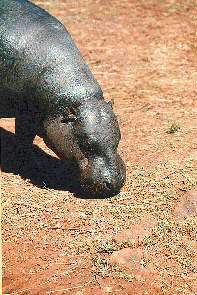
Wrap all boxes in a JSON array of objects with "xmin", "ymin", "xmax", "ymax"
[{"xmin": 0, "ymin": 0, "xmax": 126, "ymax": 197}]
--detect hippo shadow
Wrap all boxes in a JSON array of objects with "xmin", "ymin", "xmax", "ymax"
[{"xmin": 0, "ymin": 127, "xmax": 90, "ymax": 198}]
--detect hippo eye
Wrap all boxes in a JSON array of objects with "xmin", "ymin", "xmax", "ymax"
[
  {"xmin": 61, "ymin": 107, "xmax": 77, "ymax": 123},
  {"xmin": 61, "ymin": 114, "xmax": 77, "ymax": 123}
]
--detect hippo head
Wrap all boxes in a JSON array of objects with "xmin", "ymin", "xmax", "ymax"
[{"xmin": 43, "ymin": 98, "xmax": 126, "ymax": 197}]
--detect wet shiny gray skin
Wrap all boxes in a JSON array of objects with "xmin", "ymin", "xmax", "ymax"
[{"xmin": 0, "ymin": 0, "xmax": 126, "ymax": 197}]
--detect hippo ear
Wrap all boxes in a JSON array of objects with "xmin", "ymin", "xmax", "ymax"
[
  {"xmin": 62, "ymin": 107, "xmax": 77, "ymax": 123},
  {"xmin": 107, "ymin": 99, "xmax": 114, "ymax": 108}
]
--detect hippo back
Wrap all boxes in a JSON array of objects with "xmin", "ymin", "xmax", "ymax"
[{"xmin": 0, "ymin": 0, "xmax": 103, "ymax": 117}]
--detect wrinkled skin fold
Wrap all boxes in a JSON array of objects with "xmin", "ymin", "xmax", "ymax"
[{"xmin": 0, "ymin": 0, "xmax": 126, "ymax": 197}]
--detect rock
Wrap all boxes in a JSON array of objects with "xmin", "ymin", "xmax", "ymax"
[
  {"xmin": 114, "ymin": 216, "xmax": 158, "ymax": 243},
  {"xmin": 110, "ymin": 247, "xmax": 161, "ymax": 294},
  {"xmin": 174, "ymin": 190, "xmax": 197, "ymax": 220}
]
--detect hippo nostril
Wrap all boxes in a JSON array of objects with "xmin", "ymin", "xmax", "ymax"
[{"xmin": 103, "ymin": 181, "xmax": 113, "ymax": 191}]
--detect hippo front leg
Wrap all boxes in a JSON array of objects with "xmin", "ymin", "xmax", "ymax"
[
  {"xmin": 15, "ymin": 113, "xmax": 37, "ymax": 145},
  {"xmin": 15, "ymin": 112, "xmax": 38, "ymax": 171}
]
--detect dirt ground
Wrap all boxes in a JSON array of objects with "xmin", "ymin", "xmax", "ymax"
[{"xmin": 1, "ymin": 0, "xmax": 197, "ymax": 294}]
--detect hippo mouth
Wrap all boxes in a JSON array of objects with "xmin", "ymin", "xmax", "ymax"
[{"xmin": 77, "ymin": 154, "xmax": 126, "ymax": 198}]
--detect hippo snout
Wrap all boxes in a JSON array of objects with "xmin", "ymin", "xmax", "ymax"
[{"xmin": 79, "ymin": 153, "xmax": 126, "ymax": 197}]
